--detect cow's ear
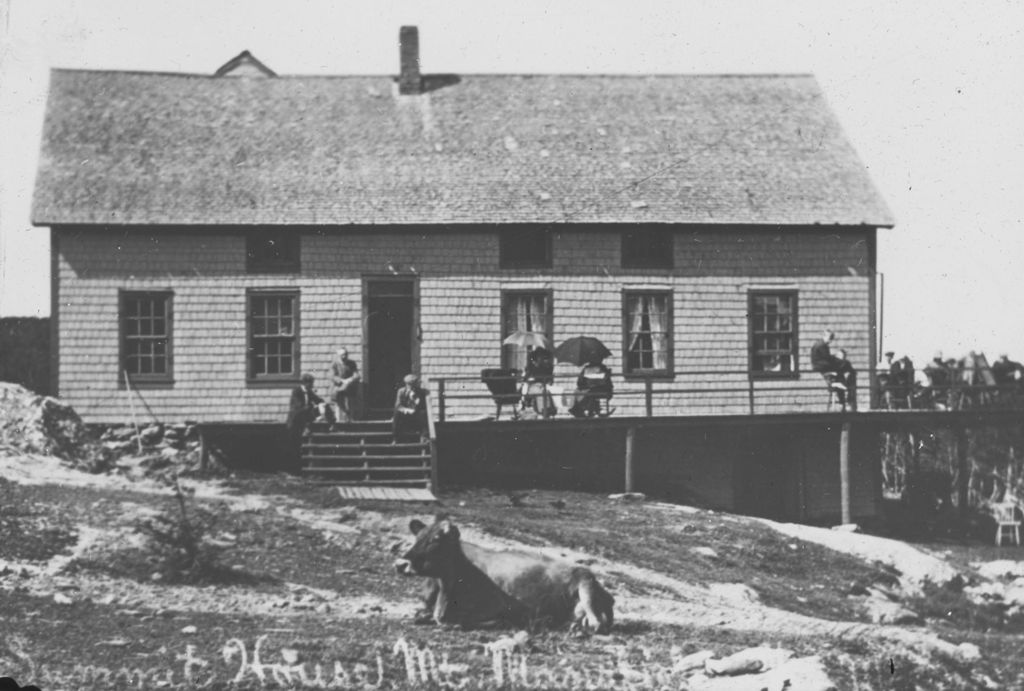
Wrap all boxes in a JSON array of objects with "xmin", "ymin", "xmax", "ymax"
[{"xmin": 409, "ymin": 519, "xmax": 427, "ymax": 535}]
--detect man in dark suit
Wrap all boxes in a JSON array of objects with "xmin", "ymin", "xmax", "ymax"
[
  {"xmin": 810, "ymin": 330, "xmax": 857, "ymax": 410},
  {"xmin": 285, "ymin": 373, "xmax": 324, "ymax": 470}
]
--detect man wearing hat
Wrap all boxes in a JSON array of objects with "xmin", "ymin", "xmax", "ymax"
[
  {"xmin": 392, "ymin": 374, "xmax": 428, "ymax": 441},
  {"xmin": 285, "ymin": 373, "xmax": 325, "ymax": 470}
]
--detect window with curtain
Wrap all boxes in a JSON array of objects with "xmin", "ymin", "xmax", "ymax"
[
  {"xmin": 623, "ymin": 291, "xmax": 672, "ymax": 375},
  {"xmin": 501, "ymin": 292, "xmax": 552, "ymax": 371},
  {"xmin": 247, "ymin": 290, "xmax": 300, "ymax": 382},
  {"xmin": 120, "ymin": 291, "xmax": 173, "ymax": 385},
  {"xmin": 748, "ymin": 291, "xmax": 798, "ymax": 378}
]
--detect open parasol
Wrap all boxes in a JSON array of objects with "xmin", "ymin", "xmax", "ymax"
[
  {"xmin": 502, "ymin": 330, "xmax": 550, "ymax": 350},
  {"xmin": 553, "ymin": 336, "xmax": 612, "ymax": 366}
]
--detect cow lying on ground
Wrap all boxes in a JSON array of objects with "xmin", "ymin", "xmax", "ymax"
[{"xmin": 394, "ymin": 515, "xmax": 614, "ymax": 633}]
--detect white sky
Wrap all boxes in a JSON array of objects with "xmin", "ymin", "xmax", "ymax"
[{"xmin": 1, "ymin": 0, "xmax": 1022, "ymax": 365}]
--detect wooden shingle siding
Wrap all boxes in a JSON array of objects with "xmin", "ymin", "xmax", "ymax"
[{"xmin": 57, "ymin": 226, "xmax": 872, "ymax": 423}]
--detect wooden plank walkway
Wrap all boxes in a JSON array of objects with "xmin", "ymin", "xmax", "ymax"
[{"xmin": 336, "ymin": 486, "xmax": 437, "ymax": 502}]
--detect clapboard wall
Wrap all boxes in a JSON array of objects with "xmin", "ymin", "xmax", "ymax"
[{"xmin": 53, "ymin": 224, "xmax": 874, "ymax": 424}]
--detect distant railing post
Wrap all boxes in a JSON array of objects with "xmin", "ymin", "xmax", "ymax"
[
  {"xmin": 748, "ymin": 376, "xmax": 755, "ymax": 415},
  {"xmin": 645, "ymin": 379, "xmax": 653, "ymax": 417},
  {"xmin": 437, "ymin": 379, "xmax": 446, "ymax": 423}
]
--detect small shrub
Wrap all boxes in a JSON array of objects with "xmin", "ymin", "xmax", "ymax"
[{"xmin": 137, "ymin": 476, "xmax": 227, "ymax": 583}]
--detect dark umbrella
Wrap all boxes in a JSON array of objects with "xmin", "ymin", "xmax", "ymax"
[{"xmin": 554, "ymin": 337, "xmax": 612, "ymax": 366}]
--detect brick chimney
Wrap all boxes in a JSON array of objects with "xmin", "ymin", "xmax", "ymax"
[{"xmin": 398, "ymin": 26, "xmax": 422, "ymax": 95}]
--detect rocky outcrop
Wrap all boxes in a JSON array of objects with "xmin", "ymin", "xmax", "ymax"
[{"xmin": 0, "ymin": 382, "xmax": 96, "ymax": 464}]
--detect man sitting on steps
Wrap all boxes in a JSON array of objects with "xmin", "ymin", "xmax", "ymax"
[{"xmin": 285, "ymin": 373, "xmax": 325, "ymax": 471}]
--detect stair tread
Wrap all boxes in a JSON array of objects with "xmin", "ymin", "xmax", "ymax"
[
  {"xmin": 303, "ymin": 446, "xmax": 432, "ymax": 450},
  {"xmin": 302, "ymin": 455, "xmax": 429, "ymax": 463},
  {"xmin": 302, "ymin": 465, "xmax": 431, "ymax": 473}
]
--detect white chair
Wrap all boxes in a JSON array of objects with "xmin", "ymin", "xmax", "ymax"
[{"xmin": 992, "ymin": 502, "xmax": 1021, "ymax": 546}]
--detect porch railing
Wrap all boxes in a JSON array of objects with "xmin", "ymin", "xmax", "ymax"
[{"xmin": 426, "ymin": 367, "xmax": 1024, "ymax": 422}]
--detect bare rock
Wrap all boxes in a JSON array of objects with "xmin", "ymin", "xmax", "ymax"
[
  {"xmin": 954, "ymin": 642, "xmax": 981, "ymax": 664},
  {"xmin": 831, "ymin": 523, "xmax": 861, "ymax": 532},
  {"xmin": 0, "ymin": 382, "xmax": 96, "ymax": 463},
  {"xmin": 139, "ymin": 424, "xmax": 163, "ymax": 446},
  {"xmin": 671, "ymin": 649, "xmax": 715, "ymax": 674},
  {"xmin": 864, "ymin": 597, "xmax": 922, "ymax": 625},
  {"xmin": 608, "ymin": 492, "xmax": 646, "ymax": 502},
  {"xmin": 692, "ymin": 546, "xmax": 719, "ymax": 558}
]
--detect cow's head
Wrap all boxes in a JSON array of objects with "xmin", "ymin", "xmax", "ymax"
[{"xmin": 394, "ymin": 514, "xmax": 461, "ymax": 577}]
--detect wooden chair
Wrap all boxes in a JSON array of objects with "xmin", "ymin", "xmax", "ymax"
[
  {"xmin": 992, "ymin": 502, "xmax": 1021, "ymax": 546},
  {"xmin": 481, "ymin": 368, "xmax": 521, "ymax": 420},
  {"xmin": 823, "ymin": 372, "xmax": 848, "ymax": 412}
]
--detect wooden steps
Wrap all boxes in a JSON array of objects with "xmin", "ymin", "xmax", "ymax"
[{"xmin": 300, "ymin": 420, "xmax": 433, "ymax": 488}]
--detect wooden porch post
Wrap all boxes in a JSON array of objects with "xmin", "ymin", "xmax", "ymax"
[
  {"xmin": 625, "ymin": 426, "xmax": 636, "ymax": 493},
  {"xmin": 840, "ymin": 421, "xmax": 851, "ymax": 524},
  {"xmin": 956, "ymin": 423, "xmax": 970, "ymax": 519}
]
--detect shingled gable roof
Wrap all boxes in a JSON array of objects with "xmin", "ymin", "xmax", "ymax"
[{"xmin": 31, "ymin": 67, "xmax": 894, "ymax": 228}]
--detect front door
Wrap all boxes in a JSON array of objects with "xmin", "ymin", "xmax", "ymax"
[{"xmin": 364, "ymin": 278, "xmax": 418, "ymax": 419}]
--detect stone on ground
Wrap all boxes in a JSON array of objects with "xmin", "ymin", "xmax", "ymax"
[{"xmin": 0, "ymin": 382, "xmax": 96, "ymax": 464}]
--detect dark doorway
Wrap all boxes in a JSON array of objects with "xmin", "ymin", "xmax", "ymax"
[{"xmin": 364, "ymin": 278, "xmax": 417, "ymax": 419}]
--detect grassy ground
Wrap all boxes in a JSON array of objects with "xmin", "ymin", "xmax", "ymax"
[{"xmin": 1, "ymin": 470, "xmax": 1021, "ymax": 689}]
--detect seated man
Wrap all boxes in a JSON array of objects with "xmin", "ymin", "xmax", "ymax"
[
  {"xmin": 888, "ymin": 355, "xmax": 915, "ymax": 409},
  {"xmin": 992, "ymin": 354, "xmax": 1024, "ymax": 387},
  {"xmin": 569, "ymin": 359, "xmax": 614, "ymax": 418},
  {"xmin": 809, "ymin": 330, "xmax": 857, "ymax": 410},
  {"xmin": 392, "ymin": 374, "xmax": 428, "ymax": 441},
  {"xmin": 923, "ymin": 352, "xmax": 951, "ymax": 406},
  {"xmin": 875, "ymin": 351, "xmax": 895, "ymax": 407},
  {"xmin": 285, "ymin": 373, "xmax": 325, "ymax": 470}
]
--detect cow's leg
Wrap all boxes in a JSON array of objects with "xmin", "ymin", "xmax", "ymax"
[
  {"xmin": 572, "ymin": 573, "xmax": 613, "ymax": 634},
  {"xmin": 414, "ymin": 579, "xmax": 440, "ymax": 625}
]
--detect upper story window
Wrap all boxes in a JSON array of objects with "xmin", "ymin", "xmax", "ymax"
[
  {"xmin": 623, "ymin": 291, "xmax": 673, "ymax": 377},
  {"xmin": 121, "ymin": 291, "xmax": 173, "ymax": 386},
  {"xmin": 246, "ymin": 231, "xmax": 300, "ymax": 273},
  {"xmin": 501, "ymin": 291, "xmax": 553, "ymax": 371},
  {"xmin": 499, "ymin": 228, "xmax": 551, "ymax": 269},
  {"xmin": 247, "ymin": 290, "xmax": 300, "ymax": 383},
  {"xmin": 748, "ymin": 290, "xmax": 798, "ymax": 378},
  {"xmin": 622, "ymin": 228, "xmax": 673, "ymax": 269}
]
